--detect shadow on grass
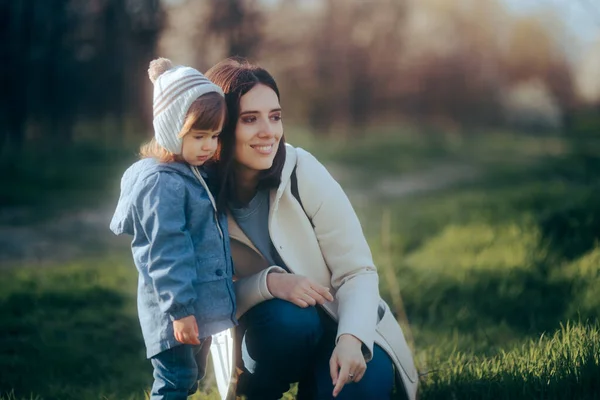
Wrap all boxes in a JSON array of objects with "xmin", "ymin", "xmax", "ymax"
[
  {"xmin": 400, "ymin": 151, "xmax": 600, "ymax": 263},
  {"xmin": 477, "ymin": 154, "xmax": 600, "ymax": 263},
  {"xmin": 538, "ymin": 188, "xmax": 600, "ymax": 262},
  {"xmin": 0, "ymin": 277, "xmax": 149, "ymax": 399},
  {"xmin": 404, "ymin": 266, "xmax": 573, "ymax": 343}
]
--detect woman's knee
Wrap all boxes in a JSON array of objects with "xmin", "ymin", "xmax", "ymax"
[
  {"xmin": 242, "ymin": 299, "xmax": 323, "ymax": 356},
  {"xmin": 244, "ymin": 299, "xmax": 322, "ymax": 340}
]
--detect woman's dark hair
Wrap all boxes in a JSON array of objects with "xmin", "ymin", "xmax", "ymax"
[{"xmin": 205, "ymin": 57, "xmax": 286, "ymax": 209}]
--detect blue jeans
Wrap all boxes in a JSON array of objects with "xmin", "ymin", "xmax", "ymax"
[
  {"xmin": 236, "ymin": 299, "xmax": 395, "ymax": 400},
  {"xmin": 149, "ymin": 337, "xmax": 212, "ymax": 400}
]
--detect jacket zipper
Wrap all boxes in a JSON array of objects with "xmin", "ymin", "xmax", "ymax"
[
  {"xmin": 191, "ymin": 166, "xmax": 224, "ymax": 240},
  {"xmin": 191, "ymin": 166, "xmax": 237, "ymax": 321}
]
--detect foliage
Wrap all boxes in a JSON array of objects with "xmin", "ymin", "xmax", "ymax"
[{"xmin": 2, "ymin": 128, "xmax": 600, "ymax": 399}]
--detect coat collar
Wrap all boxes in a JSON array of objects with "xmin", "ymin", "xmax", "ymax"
[{"xmin": 278, "ymin": 144, "xmax": 298, "ymax": 196}]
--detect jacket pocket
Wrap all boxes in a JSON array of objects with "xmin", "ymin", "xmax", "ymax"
[{"xmin": 193, "ymin": 257, "xmax": 235, "ymax": 325}]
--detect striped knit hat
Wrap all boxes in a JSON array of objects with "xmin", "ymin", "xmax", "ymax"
[{"xmin": 148, "ymin": 58, "xmax": 224, "ymax": 155}]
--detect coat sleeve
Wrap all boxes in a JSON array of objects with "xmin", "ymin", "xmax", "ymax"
[
  {"xmin": 136, "ymin": 172, "xmax": 198, "ymax": 321},
  {"xmin": 296, "ymin": 148, "xmax": 380, "ymax": 360},
  {"xmin": 233, "ymin": 266, "xmax": 287, "ymax": 318}
]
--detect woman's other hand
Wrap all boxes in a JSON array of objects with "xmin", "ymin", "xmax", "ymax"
[
  {"xmin": 329, "ymin": 334, "xmax": 367, "ymax": 397},
  {"xmin": 173, "ymin": 315, "xmax": 201, "ymax": 345},
  {"xmin": 267, "ymin": 273, "xmax": 334, "ymax": 307}
]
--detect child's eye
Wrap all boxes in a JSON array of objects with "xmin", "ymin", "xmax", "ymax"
[{"xmin": 211, "ymin": 134, "xmax": 220, "ymax": 139}]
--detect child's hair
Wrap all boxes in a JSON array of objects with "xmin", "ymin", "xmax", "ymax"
[{"xmin": 140, "ymin": 91, "xmax": 225, "ymax": 163}]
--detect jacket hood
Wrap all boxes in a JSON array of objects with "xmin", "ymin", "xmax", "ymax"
[{"xmin": 109, "ymin": 158, "xmax": 207, "ymax": 236}]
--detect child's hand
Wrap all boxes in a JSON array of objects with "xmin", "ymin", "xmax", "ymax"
[{"xmin": 173, "ymin": 315, "xmax": 201, "ymax": 345}]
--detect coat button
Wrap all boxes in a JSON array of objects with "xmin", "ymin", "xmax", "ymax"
[{"xmin": 216, "ymin": 269, "xmax": 224, "ymax": 276}]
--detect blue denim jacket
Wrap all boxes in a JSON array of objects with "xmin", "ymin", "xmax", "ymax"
[{"xmin": 110, "ymin": 158, "xmax": 236, "ymax": 358}]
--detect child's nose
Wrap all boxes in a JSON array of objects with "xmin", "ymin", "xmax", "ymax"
[{"xmin": 202, "ymin": 140, "xmax": 217, "ymax": 152}]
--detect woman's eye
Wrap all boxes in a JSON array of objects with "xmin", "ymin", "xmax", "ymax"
[
  {"xmin": 241, "ymin": 116, "xmax": 256, "ymax": 123},
  {"xmin": 271, "ymin": 114, "xmax": 282, "ymax": 122}
]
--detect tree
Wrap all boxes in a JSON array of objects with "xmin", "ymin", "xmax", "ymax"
[
  {"xmin": 206, "ymin": 0, "xmax": 263, "ymax": 59},
  {"xmin": 0, "ymin": 0, "xmax": 164, "ymax": 153},
  {"xmin": 2, "ymin": 0, "xmax": 34, "ymax": 153}
]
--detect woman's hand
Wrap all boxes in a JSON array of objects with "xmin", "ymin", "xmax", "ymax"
[
  {"xmin": 173, "ymin": 315, "xmax": 201, "ymax": 345},
  {"xmin": 267, "ymin": 273, "xmax": 334, "ymax": 308},
  {"xmin": 329, "ymin": 334, "xmax": 367, "ymax": 397}
]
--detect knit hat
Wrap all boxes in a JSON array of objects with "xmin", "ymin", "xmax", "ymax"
[{"xmin": 148, "ymin": 58, "xmax": 224, "ymax": 154}]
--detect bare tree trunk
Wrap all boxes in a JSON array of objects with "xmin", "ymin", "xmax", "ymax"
[
  {"xmin": 207, "ymin": 0, "xmax": 262, "ymax": 58},
  {"xmin": 44, "ymin": 0, "xmax": 74, "ymax": 147},
  {"xmin": 348, "ymin": 55, "xmax": 371, "ymax": 135},
  {"xmin": 308, "ymin": 0, "xmax": 337, "ymax": 134},
  {"xmin": 2, "ymin": 0, "xmax": 34, "ymax": 154}
]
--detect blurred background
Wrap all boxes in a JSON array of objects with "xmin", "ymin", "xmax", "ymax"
[{"xmin": 1, "ymin": 0, "xmax": 600, "ymax": 399}]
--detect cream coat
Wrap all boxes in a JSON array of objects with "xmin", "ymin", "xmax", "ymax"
[{"xmin": 226, "ymin": 145, "xmax": 418, "ymax": 399}]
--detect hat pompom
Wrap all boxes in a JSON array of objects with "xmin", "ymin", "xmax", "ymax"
[{"xmin": 148, "ymin": 58, "xmax": 174, "ymax": 83}]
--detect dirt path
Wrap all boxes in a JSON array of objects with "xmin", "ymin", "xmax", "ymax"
[
  {"xmin": 0, "ymin": 205, "xmax": 129, "ymax": 267},
  {"xmin": 328, "ymin": 162, "xmax": 480, "ymax": 205},
  {"xmin": 0, "ymin": 163, "xmax": 479, "ymax": 267}
]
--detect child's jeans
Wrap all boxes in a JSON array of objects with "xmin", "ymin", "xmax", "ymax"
[{"xmin": 150, "ymin": 337, "xmax": 212, "ymax": 400}]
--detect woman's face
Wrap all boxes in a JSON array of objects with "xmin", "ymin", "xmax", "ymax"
[{"xmin": 234, "ymin": 83, "xmax": 283, "ymax": 173}]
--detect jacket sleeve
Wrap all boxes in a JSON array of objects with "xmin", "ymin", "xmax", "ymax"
[
  {"xmin": 296, "ymin": 148, "xmax": 380, "ymax": 360},
  {"xmin": 136, "ymin": 172, "xmax": 198, "ymax": 321},
  {"xmin": 233, "ymin": 266, "xmax": 287, "ymax": 318}
]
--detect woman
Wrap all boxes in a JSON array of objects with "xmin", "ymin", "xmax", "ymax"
[{"xmin": 205, "ymin": 58, "xmax": 418, "ymax": 400}]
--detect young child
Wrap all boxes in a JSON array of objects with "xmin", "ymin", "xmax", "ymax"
[{"xmin": 110, "ymin": 58, "xmax": 236, "ymax": 400}]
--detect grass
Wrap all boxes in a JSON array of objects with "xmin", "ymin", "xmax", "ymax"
[
  {"xmin": 0, "ymin": 254, "xmax": 225, "ymax": 400},
  {"xmin": 2, "ymin": 124, "xmax": 600, "ymax": 398},
  {"xmin": 286, "ymin": 125, "xmax": 568, "ymax": 179},
  {"xmin": 0, "ymin": 140, "xmax": 138, "ymax": 224},
  {"xmin": 0, "ymin": 255, "xmax": 148, "ymax": 400},
  {"xmin": 420, "ymin": 322, "xmax": 600, "ymax": 399},
  {"xmin": 330, "ymin": 127, "xmax": 600, "ymax": 398}
]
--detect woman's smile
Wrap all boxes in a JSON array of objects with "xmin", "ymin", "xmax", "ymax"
[{"xmin": 250, "ymin": 144, "xmax": 275, "ymax": 155}]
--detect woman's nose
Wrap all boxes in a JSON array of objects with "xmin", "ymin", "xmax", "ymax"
[{"xmin": 257, "ymin": 118, "xmax": 275, "ymax": 138}]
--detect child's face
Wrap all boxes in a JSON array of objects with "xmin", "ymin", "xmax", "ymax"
[{"xmin": 181, "ymin": 128, "xmax": 220, "ymax": 166}]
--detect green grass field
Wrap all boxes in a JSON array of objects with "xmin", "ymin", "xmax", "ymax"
[
  {"xmin": 0, "ymin": 141, "xmax": 137, "ymax": 223},
  {"xmin": 1, "ymin": 127, "xmax": 599, "ymax": 399}
]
